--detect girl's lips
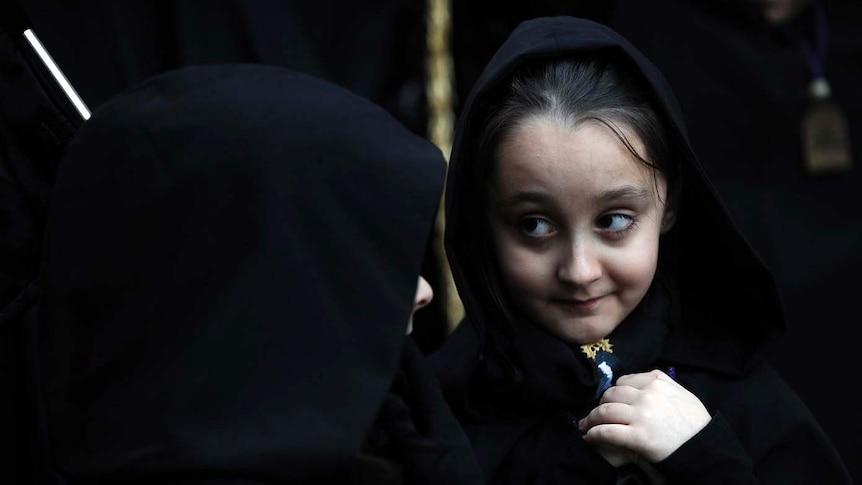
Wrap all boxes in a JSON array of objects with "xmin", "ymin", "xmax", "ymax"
[{"xmin": 556, "ymin": 296, "xmax": 604, "ymax": 311}]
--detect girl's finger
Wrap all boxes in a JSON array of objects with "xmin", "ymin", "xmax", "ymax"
[
  {"xmin": 615, "ymin": 369, "xmax": 673, "ymax": 389},
  {"xmin": 581, "ymin": 423, "xmax": 636, "ymax": 450},
  {"xmin": 578, "ymin": 402, "xmax": 634, "ymax": 432},
  {"xmin": 599, "ymin": 384, "xmax": 639, "ymax": 405}
]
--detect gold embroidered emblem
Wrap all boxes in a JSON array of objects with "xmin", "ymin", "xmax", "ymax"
[{"xmin": 580, "ymin": 339, "xmax": 613, "ymax": 360}]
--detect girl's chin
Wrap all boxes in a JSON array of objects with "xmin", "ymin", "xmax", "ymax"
[{"xmin": 542, "ymin": 320, "xmax": 616, "ymax": 346}]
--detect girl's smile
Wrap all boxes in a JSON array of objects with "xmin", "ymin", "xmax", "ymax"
[{"xmin": 554, "ymin": 295, "xmax": 605, "ymax": 312}]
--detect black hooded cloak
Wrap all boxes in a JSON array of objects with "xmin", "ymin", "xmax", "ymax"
[
  {"xmin": 429, "ymin": 16, "xmax": 852, "ymax": 485},
  {"xmin": 33, "ymin": 64, "xmax": 452, "ymax": 482}
]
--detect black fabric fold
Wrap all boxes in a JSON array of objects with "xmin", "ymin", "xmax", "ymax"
[{"xmin": 654, "ymin": 413, "xmax": 753, "ymax": 484}]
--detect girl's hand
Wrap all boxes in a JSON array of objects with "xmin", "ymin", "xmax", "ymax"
[{"xmin": 578, "ymin": 369, "xmax": 711, "ymax": 463}]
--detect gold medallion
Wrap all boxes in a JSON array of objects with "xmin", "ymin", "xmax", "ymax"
[{"xmin": 802, "ymin": 78, "xmax": 853, "ymax": 175}]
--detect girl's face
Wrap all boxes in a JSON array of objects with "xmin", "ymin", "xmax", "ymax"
[{"xmin": 490, "ymin": 118, "xmax": 669, "ymax": 344}]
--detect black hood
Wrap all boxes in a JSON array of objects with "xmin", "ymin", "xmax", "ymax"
[
  {"xmin": 37, "ymin": 64, "xmax": 445, "ymax": 480},
  {"xmin": 444, "ymin": 16, "xmax": 784, "ymax": 377}
]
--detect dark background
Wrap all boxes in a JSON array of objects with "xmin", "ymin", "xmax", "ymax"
[{"xmin": 3, "ymin": 0, "xmax": 859, "ymax": 482}]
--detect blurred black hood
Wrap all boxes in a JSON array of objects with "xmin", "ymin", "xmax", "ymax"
[{"xmin": 38, "ymin": 64, "xmax": 445, "ymax": 480}]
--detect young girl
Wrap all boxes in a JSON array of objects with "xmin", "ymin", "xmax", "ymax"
[
  {"xmin": 429, "ymin": 16, "xmax": 852, "ymax": 484},
  {"xmin": 33, "ymin": 64, "xmax": 482, "ymax": 484}
]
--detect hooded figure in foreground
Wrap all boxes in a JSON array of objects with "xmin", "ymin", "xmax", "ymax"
[
  {"xmin": 429, "ymin": 16, "xmax": 852, "ymax": 484},
  {"xmin": 35, "ymin": 64, "xmax": 482, "ymax": 483}
]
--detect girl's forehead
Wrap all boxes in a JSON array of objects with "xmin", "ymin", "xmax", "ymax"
[{"xmin": 492, "ymin": 118, "xmax": 662, "ymax": 196}]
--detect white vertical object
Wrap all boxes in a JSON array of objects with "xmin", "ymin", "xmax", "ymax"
[{"xmin": 23, "ymin": 28, "xmax": 91, "ymax": 121}]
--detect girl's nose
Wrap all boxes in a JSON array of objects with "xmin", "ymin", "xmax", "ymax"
[
  {"xmin": 557, "ymin": 240, "xmax": 602, "ymax": 285},
  {"xmin": 414, "ymin": 276, "xmax": 434, "ymax": 310}
]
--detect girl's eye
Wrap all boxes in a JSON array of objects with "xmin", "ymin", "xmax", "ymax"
[
  {"xmin": 519, "ymin": 217, "xmax": 555, "ymax": 238},
  {"xmin": 597, "ymin": 213, "xmax": 635, "ymax": 234}
]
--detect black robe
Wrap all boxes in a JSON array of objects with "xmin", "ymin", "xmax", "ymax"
[
  {"xmin": 605, "ymin": 2, "xmax": 862, "ymax": 479},
  {"xmin": 32, "ymin": 64, "xmax": 467, "ymax": 483},
  {"xmin": 429, "ymin": 16, "xmax": 852, "ymax": 485}
]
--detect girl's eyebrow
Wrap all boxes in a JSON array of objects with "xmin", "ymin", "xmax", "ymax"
[
  {"xmin": 599, "ymin": 185, "xmax": 650, "ymax": 204},
  {"xmin": 497, "ymin": 190, "xmax": 552, "ymax": 208},
  {"xmin": 500, "ymin": 186, "xmax": 650, "ymax": 206}
]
